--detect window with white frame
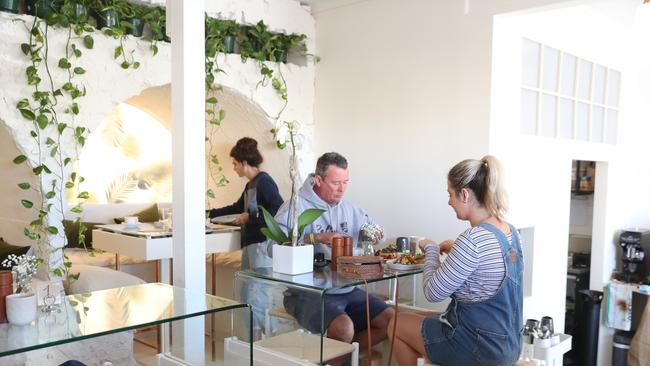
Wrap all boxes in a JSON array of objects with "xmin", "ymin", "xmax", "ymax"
[{"xmin": 520, "ymin": 39, "xmax": 620, "ymax": 144}]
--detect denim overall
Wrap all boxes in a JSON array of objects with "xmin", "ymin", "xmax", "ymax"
[{"xmin": 422, "ymin": 223, "xmax": 523, "ymax": 366}]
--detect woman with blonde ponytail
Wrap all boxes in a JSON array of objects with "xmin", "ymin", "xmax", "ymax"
[{"xmin": 388, "ymin": 155, "xmax": 523, "ymax": 366}]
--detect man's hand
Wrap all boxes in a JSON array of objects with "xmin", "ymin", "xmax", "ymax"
[
  {"xmin": 316, "ymin": 232, "xmax": 343, "ymax": 246},
  {"xmin": 233, "ymin": 212, "xmax": 249, "ymax": 225},
  {"xmin": 439, "ymin": 239, "xmax": 454, "ymax": 254}
]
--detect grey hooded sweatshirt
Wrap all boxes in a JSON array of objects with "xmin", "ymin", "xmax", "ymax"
[{"xmin": 273, "ymin": 173, "xmax": 378, "ymax": 260}]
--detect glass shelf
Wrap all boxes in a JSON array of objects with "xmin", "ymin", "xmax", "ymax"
[{"xmin": 0, "ymin": 283, "xmax": 252, "ymax": 364}]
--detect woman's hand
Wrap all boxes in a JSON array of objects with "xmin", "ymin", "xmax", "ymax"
[
  {"xmin": 418, "ymin": 239, "xmax": 437, "ymax": 251},
  {"xmin": 439, "ymin": 240, "xmax": 454, "ymax": 254},
  {"xmin": 233, "ymin": 212, "xmax": 249, "ymax": 225}
]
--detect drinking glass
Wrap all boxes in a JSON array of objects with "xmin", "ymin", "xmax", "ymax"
[{"xmin": 160, "ymin": 208, "xmax": 172, "ymax": 230}]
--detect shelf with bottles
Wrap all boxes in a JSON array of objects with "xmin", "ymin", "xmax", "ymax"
[{"xmin": 571, "ymin": 160, "xmax": 595, "ymax": 195}]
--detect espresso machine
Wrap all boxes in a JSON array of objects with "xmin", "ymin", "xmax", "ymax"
[{"xmin": 619, "ymin": 229, "xmax": 650, "ymax": 283}]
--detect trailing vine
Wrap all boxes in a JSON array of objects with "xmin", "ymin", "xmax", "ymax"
[{"xmin": 5, "ymin": 3, "xmax": 315, "ymax": 284}]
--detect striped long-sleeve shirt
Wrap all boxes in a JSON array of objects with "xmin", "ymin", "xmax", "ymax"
[{"xmin": 423, "ymin": 226, "xmax": 510, "ymax": 303}]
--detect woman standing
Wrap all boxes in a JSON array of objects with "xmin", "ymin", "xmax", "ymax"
[
  {"xmin": 209, "ymin": 137, "xmax": 283, "ymax": 269},
  {"xmin": 389, "ymin": 155, "xmax": 523, "ymax": 366}
]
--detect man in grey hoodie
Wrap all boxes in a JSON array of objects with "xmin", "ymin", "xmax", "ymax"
[{"xmin": 275, "ymin": 152, "xmax": 393, "ymax": 353}]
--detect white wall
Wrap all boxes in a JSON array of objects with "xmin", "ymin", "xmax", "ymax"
[{"xmin": 314, "ymin": 0, "xmax": 650, "ymax": 364}]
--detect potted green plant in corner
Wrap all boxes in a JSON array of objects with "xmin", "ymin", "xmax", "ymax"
[
  {"xmin": 90, "ymin": 0, "xmax": 121, "ymax": 29},
  {"xmin": 260, "ymin": 121, "xmax": 324, "ymax": 275}
]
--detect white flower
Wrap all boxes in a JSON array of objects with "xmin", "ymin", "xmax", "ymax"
[{"xmin": 2, "ymin": 254, "xmax": 40, "ymax": 294}]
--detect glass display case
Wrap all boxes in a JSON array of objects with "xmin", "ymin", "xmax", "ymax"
[
  {"xmin": 232, "ymin": 266, "xmax": 423, "ymax": 365},
  {"xmin": 0, "ymin": 283, "xmax": 252, "ymax": 365}
]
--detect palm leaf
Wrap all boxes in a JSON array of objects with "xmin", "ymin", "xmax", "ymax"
[{"xmin": 105, "ymin": 173, "xmax": 138, "ymax": 203}]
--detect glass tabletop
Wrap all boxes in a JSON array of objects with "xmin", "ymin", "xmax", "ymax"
[
  {"xmin": 0, "ymin": 283, "xmax": 249, "ymax": 357},
  {"xmin": 238, "ymin": 265, "xmax": 423, "ymax": 292}
]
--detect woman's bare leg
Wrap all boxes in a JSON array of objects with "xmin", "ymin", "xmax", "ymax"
[{"xmin": 387, "ymin": 312, "xmax": 427, "ymax": 366}]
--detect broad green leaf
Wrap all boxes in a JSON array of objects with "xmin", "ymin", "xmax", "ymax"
[
  {"xmin": 13, "ymin": 155, "xmax": 27, "ymax": 164},
  {"xmin": 33, "ymin": 165, "xmax": 43, "ymax": 175},
  {"xmin": 30, "ymin": 219, "xmax": 42, "ymax": 226},
  {"xmin": 16, "ymin": 99, "xmax": 29, "ymax": 109},
  {"xmin": 45, "ymin": 137, "xmax": 55, "ymax": 145},
  {"xmin": 206, "ymin": 189, "xmax": 215, "ymax": 198},
  {"xmin": 18, "ymin": 182, "xmax": 30, "ymax": 190},
  {"xmin": 21, "ymin": 200, "xmax": 33, "ymax": 208},
  {"xmin": 58, "ymin": 58, "xmax": 71, "ymax": 69},
  {"xmin": 296, "ymin": 208, "xmax": 325, "ymax": 239},
  {"xmin": 47, "ymin": 226, "xmax": 58, "ymax": 235},
  {"xmin": 70, "ymin": 206, "xmax": 83, "ymax": 213},
  {"xmin": 114, "ymin": 46, "xmax": 123, "ymax": 59},
  {"xmin": 120, "ymin": 61, "xmax": 129, "ymax": 69},
  {"xmin": 58, "ymin": 123, "xmax": 67, "ymax": 134},
  {"xmin": 36, "ymin": 114, "xmax": 48, "ymax": 129},
  {"xmin": 50, "ymin": 146, "xmax": 58, "ymax": 158},
  {"xmin": 133, "ymin": 62, "xmax": 140, "ymax": 69},
  {"xmin": 64, "ymin": 157, "xmax": 71, "ymax": 166},
  {"xmin": 20, "ymin": 43, "xmax": 30, "ymax": 55},
  {"xmin": 45, "ymin": 191, "xmax": 55, "ymax": 199},
  {"xmin": 71, "ymin": 103, "xmax": 79, "ymax": 115},
  {"xmin": 65, "ymin": 182, "xmax": 74, "ymax": 189},
  {"xmin": 73, "ymin": 67, "xmax": 85, "ymax": 75},
  {"xmin": 206, "ymin": 97, "xmax": 218, "ymax": 104},
  {"xmin": 77, "ymin": 191, "xmax": 89, "ymax": 199},
  {"xmin": 259, "ymin": 206, "xmax": 289, "ymax": 244}
]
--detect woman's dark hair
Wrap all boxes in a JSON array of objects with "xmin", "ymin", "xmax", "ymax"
[
  {"xmin": 230, "ymin": 137, "xmax": 263, "ymax": 167},
  {"xmin": 448, "ymin": 155, "xmax": 508, "ymax": 218}
]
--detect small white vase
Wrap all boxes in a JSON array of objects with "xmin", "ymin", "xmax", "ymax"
[
  {"xmin": 272, "ymin": 244, "xmax": 314, "ymax": 275},
  {"xmin": 6, "ymin": 293, "xmax": 37, "ymax": 325}
]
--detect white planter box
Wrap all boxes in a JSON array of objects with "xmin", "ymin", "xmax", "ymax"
[{"xmin": 272, "ymin": 244, "xmax": 313, "ymax": 275}]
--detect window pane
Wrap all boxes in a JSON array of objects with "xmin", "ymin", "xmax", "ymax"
[
  {"xmin": 606, "ymin": 109, "xmax": 618, "ymax": 144},
  {"xmin": 521, "ymin": 89, "xmax": 538, "ymax": 135},
  {"xmin": 540, "ymin": 94, "xmax": 557, "ymax": 137},
  {"xmin": 607, "ymin": 70, "xmax": 621, "ymax": 107},
  {"xmin": 522, "ymin": 39, "xmax": 540, "ymax": 88},
  {"xmin": 593, "ymin": 65, "xmax": 606, "ymax": 104},
  {"xmin": 577, "ymin": 59, "xmax": 593, "ymax": 100},
  {"xmin": 576, "ymin": 102, "xmax": 590, "ymax": 141},
  {"xmin": 542, "ymin": 47, "xmax": 560, "ymax": 92},
  {"xmin": 591, "ymin": 106, "xmax": 604, "ymax": 143},
  {"xmin": 558, "ymin": 98, "xmax": 574, "ymax": 139},
  {"xmin": 560, "ymin": 54, "xmax": 577, "ymax": 97}
]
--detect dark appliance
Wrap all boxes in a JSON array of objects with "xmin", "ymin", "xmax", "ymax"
[{"xmin": 619, "ymin": 229, "xmax": 650, "ymax": 283}]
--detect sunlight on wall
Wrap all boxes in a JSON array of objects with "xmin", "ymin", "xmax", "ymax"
[{"xmin": 70, "ymin": 103, "xmax": 172, "ymax": 204}]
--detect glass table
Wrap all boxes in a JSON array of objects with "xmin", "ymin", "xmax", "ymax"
[
  {"xmin": 233, "ymin": 265, "xmax": 424, "ymax": 365},
  {"xmin": 0, "ymin": 283, "xmax": 252, "ymax": 365}
]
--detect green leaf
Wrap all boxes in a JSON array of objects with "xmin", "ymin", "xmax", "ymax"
[
  {"xmin": 73, "ymin": 67, "xmax": 85, "ymax": 75},
  {"xmin": 36, "ymin": 114, "xmax": 48, "ymax": 129},
  {"xmin": 13, "ymin": 155, "xmax": 27, "ymax": 164},
  {"xmin": 133, "ymin": 61, "xmax": 140, "ymax": 69},
  {"xmin": 45, "ymin": 191, "xmax": 56, "ymax": 199},
  {"xmin": 20, "ymin": 43, "xmax": 30, "ymax": 55},
  {"xmin": 206, "ymin": 189, "xmax": 215, "ymax": 198},
  {"xmin": 50, "ymin": 146, "xmax": 58, "ymax": 158},
  {"xmin": 83, "ymin": 35, "xmax": 94, "ymax": 49},
  {"xmin": 120, "ymin": 61, "xmax": 130, "ymax": 69},
  {"xmin": 58, "ymin": 123, "xmax": 67, "ymax": 134},
  {"xmin": 58, "ymin": 58, "xmax": 71, "ymax": 69},
  {"xmin": 114, "ymin": 46, "xmax": 123, "ymax": 59},
  {"xmin": 259, "ymin": 206, "xmax": 289, "ymax": 244},
  {"xmin": 65, "ymin": 182, "xmax": 74, "ymax": 189},
  {"xmin": 296, "ymin": 208, "xmax": 326, "ymax": 239},
  {"xmin": 77, "ymin": 191, "xmax": 89, "ymax": 199},
  {"xmin": 71, "ymin": 103, "xmax": 79, "ymax": 115},
  {"xmin": 18, "ymin": 183, "xmax": 30, "ymax": 190},
  {"xmin": 30, "ymin": 219, "xmax": 42, "ymax": 226},
  {"xmin": 219, "ymin": 109, "xmax": 226, "ymax": 120},
  {"xmin": 21, "ymin": 200, "xmax": 33, "ymax": 208},
  {"xmin": 19, "ymin": 108, "xmax": 35, "ymax": 121},
  {"xmin": 53, "ymin": 268, "xmax": 63, "ymax": 277},
  {"xmin": 33, "ymin": 165, "xmax": 43, "ymax": 175},
  {"xmin": 206, "ymin": 97, "xmax": 218, "ymax": 104},
  {"xmin": 151, "ymin": 44, "xmax": 158, "ymax": 56},
  {"xmin": 47, "ymin": 226, "xmax": 59, "ymax": 235},
  {"xmin": 64, "ymin": 157, "xmax": 71, "ymax": 166},
  {"xmin": 70, "ymin": 206, "xmax": 82, "ymax": 213},
  {"xmin": 45, "ymin": 137, "xmax": 55, "ymax": 146},
  {"xmin": 17, "ymin": 99, "xmax": 29, "ymax": 109}
]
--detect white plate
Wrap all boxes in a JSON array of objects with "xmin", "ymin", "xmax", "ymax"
[
  {"xmin": 210, "ymin": 214, "xmax": 240, "ymax": 225},
  {"xmin": 386, "ymin": 259, "xmax": 424, "ymax": 271}
]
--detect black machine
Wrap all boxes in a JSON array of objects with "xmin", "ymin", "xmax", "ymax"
[{"xmin": 619, "ymin": 229, "xmax": 650, "ymax": 283}]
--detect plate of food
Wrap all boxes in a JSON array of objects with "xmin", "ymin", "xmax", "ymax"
[
  {"xmin": 375, "ymin": 243, "xmax": 400, "ymax": 260},
  {"xmin": 210, "ymin": 214, "xmax": 240, "ymax": 225},
  {"xmin": 386, "ymin": 253, "xmax": 426, "ymax": 271}
]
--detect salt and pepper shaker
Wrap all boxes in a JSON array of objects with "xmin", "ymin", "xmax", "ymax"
[
  {"xmin": 331, "ymin": 237, "xmax": 345, "ymax": 271},
  {"xmin": 343, "ymin": 236, "xmax": 353, "ymax": 257}
]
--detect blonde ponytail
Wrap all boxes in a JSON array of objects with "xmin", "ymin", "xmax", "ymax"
[{"xmin": 448, "ymin": 155, "xmax": 508, "ymax": 218}]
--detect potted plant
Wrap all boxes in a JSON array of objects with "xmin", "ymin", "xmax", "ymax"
[
  {"xmin": 270, "ymin": 33, "xmax": 305, "ymax": 63},
  {"xmin": 241, "ymin": 20, "xmax": 273, "ymax": 61},
  {"xmin": 26, "ymin": 0, "xmax": 60, "ymax": 19},
  {"xmin": 90, "ymin": 0, "xmax": 121, "ymax": 29},
  {"xmin": 0, "ymin": 0, "xmax": 19, "ymax": 14},
  {"xmin": 260, "ymin": 121, "xmax": 324, "ymax": 275},
  {"xmin": 2, "ymin": 254, "xmax": 42, "ymax": 325},
  {"xmin": 121, "ymin": 2, "xmax": 146, "ymax": 37}
]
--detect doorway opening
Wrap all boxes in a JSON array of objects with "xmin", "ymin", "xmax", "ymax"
[{"xmin": 564, "ymin": 159, "xmax": 596, "ymax": 364}]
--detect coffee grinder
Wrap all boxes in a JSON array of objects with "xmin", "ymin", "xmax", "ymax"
[{"xmin": 619, "ymin": 229, "xmax": 650, "ymax": 283}]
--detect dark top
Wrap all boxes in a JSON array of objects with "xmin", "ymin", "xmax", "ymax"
[{"xmin": 209, "ymin": 171, "xmax": 283, "ymax": 246}]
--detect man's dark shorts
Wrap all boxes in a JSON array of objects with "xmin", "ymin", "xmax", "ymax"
[{"xmin": 283, "ymin": 287, "xmax": 389, "ymax": 334}]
